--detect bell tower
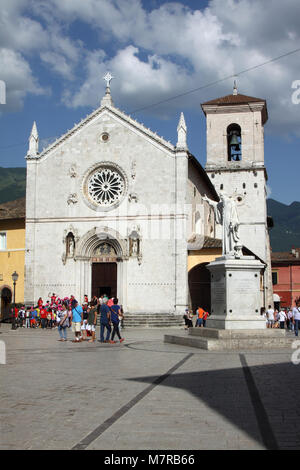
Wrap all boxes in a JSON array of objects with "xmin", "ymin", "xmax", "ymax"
[{"xmin": 201, "ymin": 88, "xmax": 273, "ymax": 307}]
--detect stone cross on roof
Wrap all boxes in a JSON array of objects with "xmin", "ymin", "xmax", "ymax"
[
  {"xmin": 101, "ymin": 72, "xmax": 114, "ymax": 107},
  {"xmin": 103, "ymin": 72, "xmax": 114, "ymax": 88}
]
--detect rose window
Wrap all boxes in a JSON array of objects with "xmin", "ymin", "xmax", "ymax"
[{"xmin": 87, "ymin": 167, "xmax": 125, "ymax": 207}]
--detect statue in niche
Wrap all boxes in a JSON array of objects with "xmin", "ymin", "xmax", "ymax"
[
  {"xmin": 66, "ymin": 233, "xmax": 75, "ymax": 258},
  {"xmin": 203, "ymin": 193, "xmax": 241, "ymax": 257},
  {"xmin": 129, "ymin": 230, "xmax": 140, "ymax": 257}
]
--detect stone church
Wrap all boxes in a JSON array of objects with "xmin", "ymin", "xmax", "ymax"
[{"xmin": 24, "ymin": 77, "xmax": 273, "ymax": 318}]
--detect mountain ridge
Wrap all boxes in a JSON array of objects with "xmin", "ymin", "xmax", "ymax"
[{"xmin": 0, "ymin": 168, "xmax": 298, "ymax": 252}]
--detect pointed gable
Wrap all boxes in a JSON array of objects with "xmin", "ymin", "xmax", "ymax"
[{"xmin": 35, "ymin": 102, "xmax": 175, "ymax": 161}]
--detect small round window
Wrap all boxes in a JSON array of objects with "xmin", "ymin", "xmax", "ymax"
[{"xmin": 100, "ymin": 132, "xmax": 109, "ymax": 142}]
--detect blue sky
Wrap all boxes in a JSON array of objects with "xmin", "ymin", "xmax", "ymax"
[{"xmin": 0, "ymin": 0, "xmax": 300, "ymax": 205}]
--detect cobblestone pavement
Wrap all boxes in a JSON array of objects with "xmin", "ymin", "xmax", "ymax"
[{"xmin": 0, "ymin": 324, "xmax": 299, "ymax": 450}]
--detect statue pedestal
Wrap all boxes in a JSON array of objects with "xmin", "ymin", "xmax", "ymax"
[{"xmin": 207, "ymin": 255, "xmax": 265, "ymax": 330}]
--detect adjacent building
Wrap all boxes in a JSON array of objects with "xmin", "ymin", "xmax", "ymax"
[
  {"xmin": 272, "ymin": 247, "xmax": 300, "ymax": 308},
  {"xmin": 0, "ymin": 198, "xmax": 25, "ymax": 319}
]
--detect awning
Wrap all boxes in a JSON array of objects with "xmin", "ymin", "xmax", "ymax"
[{"xmin": 273, "ymin": 293, "xmax": 281, "ymax": 302}]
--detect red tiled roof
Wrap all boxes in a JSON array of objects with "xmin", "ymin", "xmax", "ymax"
[
  {"xmin": 272, "ymin": 248, "xmax": 300, "ymax": 262},
  {"xmin": 202, "ymin": 93, "xmax": 266, "ymax": 106},
  {"xmin": 0, "ymin": 197, "xmax": 25, "ymax": 220},
  {"xmin": 201, "ymin": 93, "xmax": 268, "ymax": 124}
]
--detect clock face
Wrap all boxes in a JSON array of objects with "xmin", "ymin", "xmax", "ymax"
[{"xmin": 85, "ymin": 165, "xmax": 126, "ymax": 209}]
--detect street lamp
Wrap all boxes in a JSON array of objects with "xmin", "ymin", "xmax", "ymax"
[{"xmin": 11, "ymin": 271, "xmax": 19, "ymax": 329}]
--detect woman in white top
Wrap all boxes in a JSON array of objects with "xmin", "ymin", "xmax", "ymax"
[{"xmin": 278, "ymin": 309, "xmax": 287, "ymax": 329}]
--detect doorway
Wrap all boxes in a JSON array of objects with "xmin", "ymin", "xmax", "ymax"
[
  {"xmin": 92, "ymin": 263, "xmax": 117, "ymax": 299},
  {"xmin": 1, "ymin": 287, "xmax": 12, "ymax": 321},
  {"xmin": 188, "ymin": 263, "xmax": 211, "ymax": 313}
]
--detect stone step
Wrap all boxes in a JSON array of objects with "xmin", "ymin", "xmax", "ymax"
[
  {"xmin": 97, "ymin": 313, "xmax": 184, "ymax": 328},
  {"xmin": 189, "ymin": 327, "xmax": 287, "ymax": 339},
  {"xmin": 164, "ymin": 328, "xmax": 296, "ymax": 350}
]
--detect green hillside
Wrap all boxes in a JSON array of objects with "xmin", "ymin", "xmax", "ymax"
[
  {"xmin": 0, "ymin": 167, "xmax": 26, "ymax": 203},
  {"xmin": 0, "ymin": 168, "xmax": 298, "ymax": 253},
  {"xmin": 267, "ymin": 199, "xmax": 300, "ymax": 252}
]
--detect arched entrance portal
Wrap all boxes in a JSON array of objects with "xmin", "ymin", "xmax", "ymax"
[
  {"xmin": 1, "ymin": 287, "xmax": 12, "ymax": 321},
  {"xmin": 188, "ymin": 263, "xmax": 211, "ymax": 312},
  {"xmin": 91, "ymin": 242, "xmax": 118, "ymax": 299},
  {"xmin": 76, "ymin": 227, "xmax": 127, "ymax": 307},
  {"xmin": 92, "ymin": 263, "xmax": 117, "ymax": 299}
]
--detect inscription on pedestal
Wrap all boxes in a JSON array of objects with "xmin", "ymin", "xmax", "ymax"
[{"xmin": 212, "ymin": 277, "xmax": 225, "ymax": 304}]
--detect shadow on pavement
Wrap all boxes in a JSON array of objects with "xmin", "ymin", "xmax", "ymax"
[{"xmin": 128, "ymin": 356, "xmax": 300, "ymax": 450}]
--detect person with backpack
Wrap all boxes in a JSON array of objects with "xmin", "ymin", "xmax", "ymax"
[
  {"xmin": 109, "ymin": 298, "xmax": 124, "ymax": 344},
  {"xmin": 99, "ymin": 299, "xmax": 111, "ymax": 343}
]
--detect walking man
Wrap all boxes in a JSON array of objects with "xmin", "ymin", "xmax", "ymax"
[
  {"xmin": 109, "ymin": 298, "xmax": 124, "ymax": 344},
  {"xmin": 99, "ymin": 299, "xmax": 111, "ymax": 343}
]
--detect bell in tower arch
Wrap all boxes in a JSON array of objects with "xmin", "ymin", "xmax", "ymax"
[{"xmin": 227, "ymin": 124, "xmax": 242, "ymax": 162}]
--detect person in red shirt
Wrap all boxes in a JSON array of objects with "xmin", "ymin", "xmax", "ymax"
[
  {"xmin": 40, "ymin": 307, "xmax": 48, "ymax": 329},
  {"xmin": 37, "ymin": 297, "xmax": 43, "ymax": 309},
  {"xmin": 203, "ymin": 311, "xmax": 210, "ymax": 328}
]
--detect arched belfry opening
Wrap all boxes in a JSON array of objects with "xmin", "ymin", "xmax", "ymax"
[{"xmin": 227, "ymin": 123, "xmax": 242, "ymax": 161}]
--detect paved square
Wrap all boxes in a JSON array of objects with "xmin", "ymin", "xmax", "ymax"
[{"xmin": 0, "ymin": 324, "xmax": 299, "ymax": 450}]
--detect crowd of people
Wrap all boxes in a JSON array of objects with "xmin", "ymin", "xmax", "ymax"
[
  {"xmin": 262, "ymin": 301, "xmax": 300, "ymax": 336},
  {"xmin": 10, "ymin": 293, "xmax": 125, "ymax": 344},
  {"xmin": 184, "ymin": 301, "xmax": 300, "ymax": 336},
  {"xmin": 183, "ymin": 307, "xmax": 210, "ymax": 329}
]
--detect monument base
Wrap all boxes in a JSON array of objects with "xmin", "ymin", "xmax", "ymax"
[
  {"xmin": 164, "ymin": 328, "xmax": 295, "ymax": 350},
  {"xmin": 207, "ymin": 255, "xmax": 266, "ymax": 330}
]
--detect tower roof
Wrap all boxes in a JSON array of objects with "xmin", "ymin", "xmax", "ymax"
[
  {"xmin": 202, "ymin": 93, "xmax": 266, "ymax": 106},
  {"xmin": 201, "ymin": 93, "xmax": 268, "ymax": 124}
]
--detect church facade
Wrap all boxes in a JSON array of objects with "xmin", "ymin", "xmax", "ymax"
[
  {"xmin": 24, "ymin": 81, "xmax": 218, "ymax": 315},
  {"xmin": 24, "ymin": 79, "xmax": 273, "ymax": 314}
]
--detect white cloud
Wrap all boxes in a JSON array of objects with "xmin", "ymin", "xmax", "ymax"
[
  {"xmin": 2, "ymin": 0, "xmax": 300, "ymax": 135},
  {"xmin": 40, "ymin": 51, "xmax": 74, "ymax": 79},
  {"xmin": 44, "ymin": 0, "xmax": 300, "ymax": 135},
  {"xmin": 0, "ymin": 48, "xmax": 46, "ymax": 111}
]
